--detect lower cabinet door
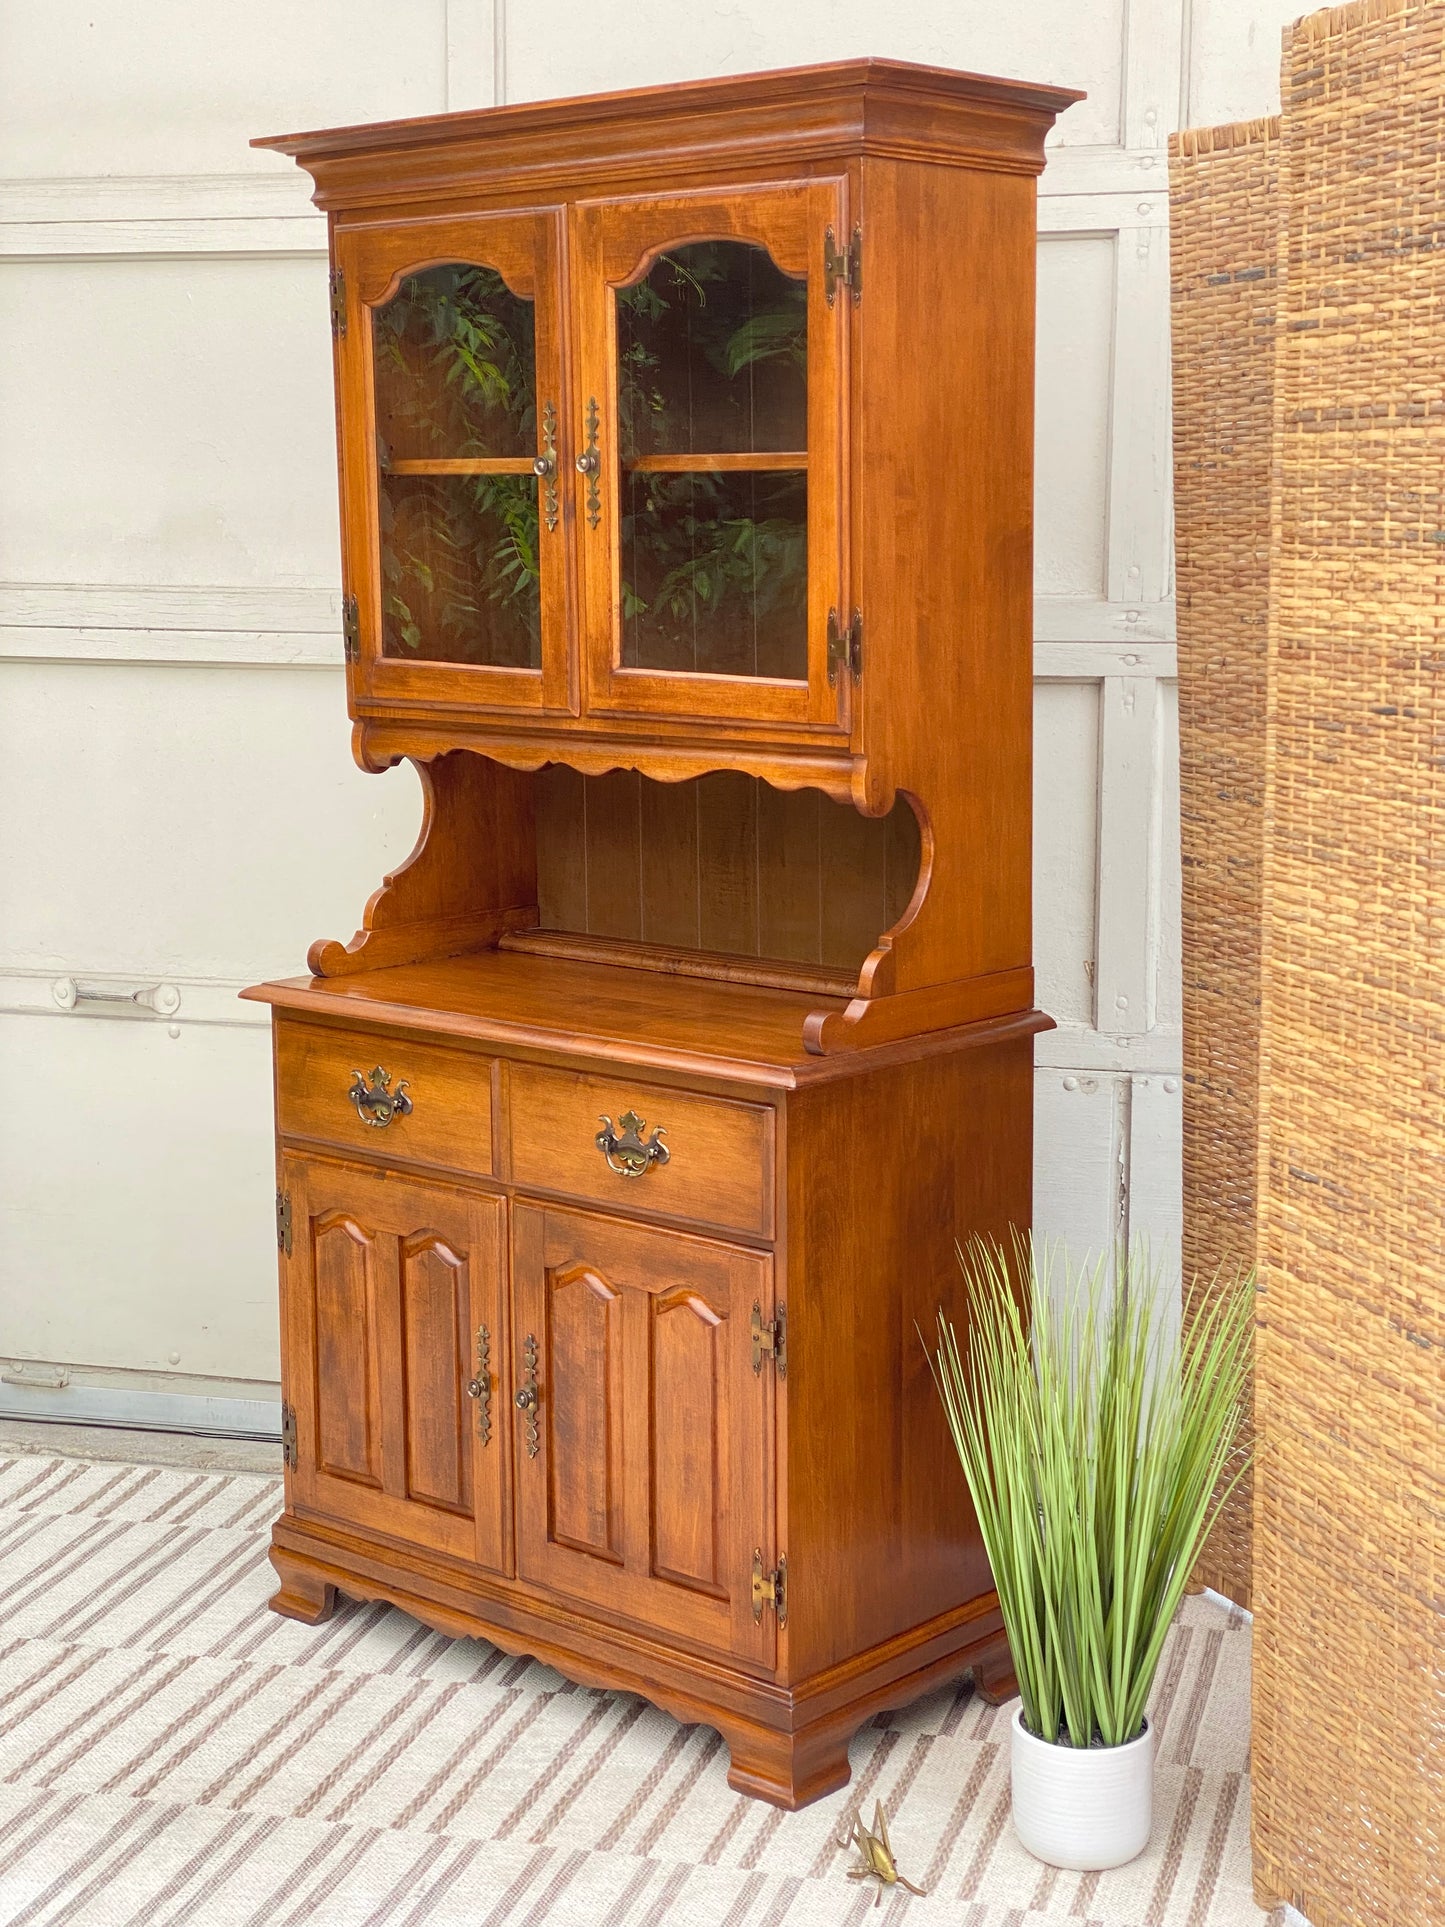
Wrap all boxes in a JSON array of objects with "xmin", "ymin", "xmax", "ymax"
[
  {"xmin": 280, "ymin": 1155, "xmax": 509, "ymax": 1572},
  {"xmin": 510, "ymin": 1202, "xmax": 776, "ymax": 1666}
]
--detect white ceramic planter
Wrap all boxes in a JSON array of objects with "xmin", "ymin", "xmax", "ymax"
[{"xmin": 1009, "ymin": 1706, "xmax": 1154, "ymax": 1870}]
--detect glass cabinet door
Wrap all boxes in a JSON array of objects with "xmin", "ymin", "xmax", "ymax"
[
  {"xmin": 335, "ymin": 212, "xmax": 572, "ymax": 713},
  {"xmin": 572, "ymin": 183, "xmax": 848, "ymax": 731}
]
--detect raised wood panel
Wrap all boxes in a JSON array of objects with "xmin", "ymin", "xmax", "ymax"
[
  {"xmin": 649, "ymin": 1288, "xmax": 728, "ymax": 1598},
  {"xmin": 533, "ymin": 765, "xmax": 919, "ymax": 974},
  {"xmin": 312, "ymin": 1210, "xmax": 381, "ymax": 1485},
  {"xmin": 546, "ymin": 1263, "xmax": 624, "ymax": 1563},
  {"xmin": 400, "ymin": 1232, "xmax": 473, "ymax": 1517}
]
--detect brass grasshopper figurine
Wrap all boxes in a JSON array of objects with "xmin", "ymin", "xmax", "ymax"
[{"xmin": 840, "ymin": 1799, "xmax": 928, "ymax": 1905}]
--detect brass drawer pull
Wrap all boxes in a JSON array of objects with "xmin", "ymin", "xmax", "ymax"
[
  {"xmin": 348, "ymin": 1065, "xmax": 413, "ymax": 1129},
  {"xmin": 515, "ymin": 1334, "xmax": 540, "ymax": 1459},
  {"xmin": 595, "ymin": 1110, "xmax": 669, "ymax": 1180},
  {"xmin": 466, "ymin": 1324, "xmax": 492, "ymax": 1445}
]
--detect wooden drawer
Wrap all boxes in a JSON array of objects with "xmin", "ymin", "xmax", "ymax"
[
  {"xmin": 275, "ymin": 1021, "xmax": 493, "ymax": 1178},
  {"xmin": 504, "ymin": 1064, "xmax": 773, "ymax": 1238}
]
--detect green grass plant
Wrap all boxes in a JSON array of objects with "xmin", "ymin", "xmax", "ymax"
[{"xmin": 930, "ymin": 1237, "xmax": 1254, "ymax": 1748}]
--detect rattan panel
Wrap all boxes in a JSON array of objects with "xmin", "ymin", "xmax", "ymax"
[
  {"xmin": 1169, "ymin": 116, "xmax": 1281, "ymax": 1610},
  {"xmin": 1253, "ymin": 3, "xmax": 1445, "ymax": 1921}
]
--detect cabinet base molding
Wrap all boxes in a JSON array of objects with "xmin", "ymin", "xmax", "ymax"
[{"xmin": 268, "ymin": 1521, "xmax": 1011, "ymax": 1810}]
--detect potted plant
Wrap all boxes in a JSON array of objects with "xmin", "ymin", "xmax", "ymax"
[{"xmin": 931, "ymin": 1238, "xmax": 1254, "ymax": 1871}]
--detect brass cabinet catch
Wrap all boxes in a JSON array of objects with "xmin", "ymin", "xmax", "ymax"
[
  {"xmin": 347, "ymin": 1066, "xmax": 413, "ymax": 1129},
  {"xmin": 534, "ymin": 400, "xmax": 560, "ymax": 532},
  {"xmin": 466, "ymin": 1324, "xmax": 492, "ymax": 1444},
  {"xmin": 595, "ymin": 1110, "xmax": 669, "ymax": 1180},
  {"xmin": 515, "ymin": 1333, "xmax": 540, "ymax": 1459}
]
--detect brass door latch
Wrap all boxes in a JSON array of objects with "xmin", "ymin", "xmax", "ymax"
[
  {"xmin": 515, "ymin": 1334, "xmax": 540, "ymax": 1459},
  {"xmin": 466, "ymin": 1325, "xmax": 492, "ymax": 1445}
]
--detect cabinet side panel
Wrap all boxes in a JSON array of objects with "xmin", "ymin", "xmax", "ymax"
[
  {"xmin": 855, "ymin": 158, "xmax": 1038, "ymax": 989},
  {"xmin": 783, "ymin": 1039, "xmax": 1033, "ymax": 1677}
]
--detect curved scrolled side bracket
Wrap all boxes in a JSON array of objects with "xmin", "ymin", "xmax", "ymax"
[
  {"xmin": 307, "ymin": 748, "xmax": 538, "ymax": 979},
  {"xmin": 855, "ymin": 789, "xmax": 934, "ymax": 1004},
  {"xmin": 803, "ymin": 788, "xmax": 1039, "ymax": 1055}
]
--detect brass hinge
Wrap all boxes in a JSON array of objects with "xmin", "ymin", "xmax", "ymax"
[
  {"xmin": 752, "ymin": 1549, "xmax": 788, "ymax": 1626},
  {"xmin": 281, "ymin": 1400, "xmax": 298, "ymax": 1469},
  {"xmin": 750, "ymin": 1301, "xmax": 787, "ymax": 1377},
  {"xmin": 342, "ymin": 594, "xmax": 360, "ymax": 663},
  {"xmin": 824, "ymin": 224, "xmax": 861, "ymax": 305},
  {"xmin": 827, "ymin": 607, "xmax": 862, "ymax": 685},
  {"xmin": 329, "ymin": 268, "xmax": 347, "ymax": 337},
  {"xmin": 275, "ymin": 1188, "xmax": 293, "ymax": 1257}
]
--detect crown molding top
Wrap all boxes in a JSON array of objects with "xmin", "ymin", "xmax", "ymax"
[{"xmin": 254, "ymin": 57, "xmax": 1086, "ymax": 210}]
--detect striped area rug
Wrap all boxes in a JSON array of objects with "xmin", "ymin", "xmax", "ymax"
[{"xmin": 0, "ymin": 1454, "xmax": 1276, "ymax": 1927}]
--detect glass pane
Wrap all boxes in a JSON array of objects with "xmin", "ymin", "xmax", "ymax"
[
  {"xmin": 615, "ymin": 240, "xmax": 809, "ymax": 680},
  {"xmin": 373, "ymin": 263, "xmax": 536, "ymax": 463},
  {"xmin": 619, "ymin": 469, "xmax": 807, "ymax": 679},
  {"xmin": 379, "ymin": 473, "xmax": 540, "ymax": 669},
  {"xmin": 617, "ymin": 242, "xmax": 806, "ymax": 459}
]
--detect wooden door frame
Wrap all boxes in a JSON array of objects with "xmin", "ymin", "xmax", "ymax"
[
  {"xmin": 570, "ymin": 179, "xmax": 849, "ymax": 734},
  {"xmin": 334, "ymin": 210, "xmax": 576, "ymax": 717}
]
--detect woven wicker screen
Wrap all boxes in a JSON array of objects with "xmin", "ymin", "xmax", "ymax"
[
  {"xmin": 1251, "ymin": 2, "xmax": 1445, "ymax": 1921},
  {"xmin": 1168, "ymin": 117, "xmax": 1281, "ymax": 1611}
]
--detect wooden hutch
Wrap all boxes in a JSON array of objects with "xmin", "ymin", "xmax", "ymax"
[{"xmin": 247, "ymin": 57, "xmax": 1077, "ymax": 1809}]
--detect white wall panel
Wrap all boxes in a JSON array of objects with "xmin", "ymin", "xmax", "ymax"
[
  {"xmin": 0, "ymin": 1, "xmax": 454, "ymax": 178},
  {"xmin": 1034, "ymin": 235, "xmax": 1116, "ymax": 601},
  {"xmin": 501, "ymin": 1, "xmax": 1125, "ymax": 146},
  {"xmin": 0, "ymin": 663, "xmax": 420, "ymax": 981},
  {"xmin": 1033, "ymin": 681, "xmax": 1100, "ymax": 1030},
  {"xmin": 0, "ymin": 258, "xmax": 338, "ymax": 587},
  {"xmin": 0, "ymin": 1011, "xmax": 277, "ymax": 1379}
]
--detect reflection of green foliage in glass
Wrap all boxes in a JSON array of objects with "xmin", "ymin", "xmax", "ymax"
[
  {"xmin": 380, "ymin": 476, "xmax": 539, "ymax": 667},
  {"xmin": 374, "ymin": 265, "xmax": 540, "ymax": 663},
  {"xmin": 617, "ymin": 244, "xmax": 808, "ymax": 664}
]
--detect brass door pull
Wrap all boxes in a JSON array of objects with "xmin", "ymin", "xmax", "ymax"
[
  {"xmin": 534, "ymin": 399, "xmax": 559, "ymax": 531},
  {"xmin": 348, "ymin": 1066, "xmax": 413, "ymax": 1128},
  {"xmin": 576, "ymin": 396, "xmax": 602, "ymax": 527},
  {"xmin": 516, "ymin": 1334, "xmax": 540, "ymax": 1459},
  {"xmin": 595, "ymin": 1110, "xmax": 669, "ymax": 1180},
  {"xmin": 466, "ymin": 1325, "xmax": 492, "ymax": 1444}
]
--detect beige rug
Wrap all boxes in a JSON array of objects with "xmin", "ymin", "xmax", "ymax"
[{"xmin": 0, "ymin": 1453, "xmax": 1278, "ymax": 1926}]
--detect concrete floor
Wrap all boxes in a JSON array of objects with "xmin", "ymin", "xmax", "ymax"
[{"xmin": 0, "ymin": 1415, "xmax": 282, "ymax": 1475}]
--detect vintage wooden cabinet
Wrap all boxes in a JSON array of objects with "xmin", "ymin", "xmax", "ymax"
[{"xmin": 246, "ymin": 57, "xmax": 1077, "ymax": 1807}]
